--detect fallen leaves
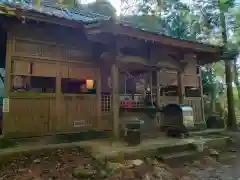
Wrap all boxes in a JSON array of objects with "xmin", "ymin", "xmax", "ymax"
[
  {"xmin": 0, "ymin": 148, "xmax": 92, "ymax": 180},
  {"xmin": 0, "ymin": 147, "xmax": 239, "ymax": 180}
]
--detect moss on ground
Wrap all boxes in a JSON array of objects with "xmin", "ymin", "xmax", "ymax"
[{"xmin": 0, "ymin": 136, "xmax": 18, "ymax": 149}]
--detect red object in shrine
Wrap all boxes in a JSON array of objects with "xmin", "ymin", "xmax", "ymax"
[{"xmin": 120, "ymin": 101, "xmax": 133, "ymax": 108}]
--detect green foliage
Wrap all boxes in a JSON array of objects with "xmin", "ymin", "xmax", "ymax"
[
  {"xmin": 122, "ymin": 0, "xmax": 202, "ymax": 40},
  {"xmin": 201, "ymin": 67, "xmax": 225, "ymax": 96},
  {"xmin": 84, "ymin": 0, "xmax": 116, "ymax": 17},
  {"xmin": 121, "ymin": 15, "xmax": 162, "ymax": 33},
  {"xmin": 57, "ymin": 0, "xmax": 116, "ymax": 17},
  {"xmin": 219, "ymin": 0, "xmax": 235, "ymax": 12},
  {"xmin": 57, "ymin": 0, "xmax": 77, "ymax": 8}
]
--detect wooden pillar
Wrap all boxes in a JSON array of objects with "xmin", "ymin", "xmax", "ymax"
[
  {"xmin": 177, "ymin": 71, "xmax": 184, "ymax": 104},
  {"xmin": 156, "ymin": 70, "xmax": 161, "ymax": 107},
  {"xmin": 2, "ymin": 32, "xmax": 14, "ymax": 135},
  {"xmin": 111, "ymin": 64, "xmax": 120, "ymax": 139},
  {"xmin": 198, "ymin": 66, "xmax": 206, "ymax": 123},
  {"xmin": 4, "ymin": 33, "xmax": 13, "ymax": 98},
  {"xmin": 55, "ymin": 61, "xmax": 62, "ymax": 133},
  {"xmin": 96, "ymin": 68, "xmax": 101, "ymax": 130},
  {"xmin": 149, "ymin": 70, "xmax": 153, "ymax": 105}
]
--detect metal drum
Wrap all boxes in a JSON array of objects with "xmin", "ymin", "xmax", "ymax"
[
  {"xmin": 181, "ymin": 106, "xmax": 194, "ymax": 129},
  {"xmin": 162, "ymin": 104, "xmax": 195, "ymax": 130}
]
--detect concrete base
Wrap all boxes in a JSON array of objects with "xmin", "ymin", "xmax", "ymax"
[
  {"xmin": 0, "ymin": 132, "xmax": 230, "ymax": 165},
  {"xmin": 91, "ymin": 137, "xmax": 197, "ymax": 161},
  {"xmin": 88, "ymin": 135, "xmax": 229, "ymax": 162}
]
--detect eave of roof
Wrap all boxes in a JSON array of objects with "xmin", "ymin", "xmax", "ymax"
[
  {"xmin": 116, "ymin": 22, "xmax": 222, "ymax": 54},
  {"xmin": 0, "ymin": 1, "xmax": 111, "ymax": 25},
  {"xmin": 0, "ymin": 1, "xmax": 223, "ymax": 57}
]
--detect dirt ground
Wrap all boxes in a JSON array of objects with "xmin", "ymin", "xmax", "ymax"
[
  {"xmin": 0, "ymin": 148, "xmax": 92, "ymax": 180},
  {"xmin": 172, "ymin": 152, "xmax": 240, "ymax": 180},
  {"xmin": 0, "ymin": 146, "xmax": 240, "ymax": 180}
]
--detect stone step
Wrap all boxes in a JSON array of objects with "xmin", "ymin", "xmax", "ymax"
[
  {"xmin": 157, "ymin": 143, "xmax": 196, "ymax": 155},
  {"xmin": 204, "ymin": 136, "xmax": 229, "ymax": 149},
  {"xmin": 160, "ymin": 150, "xmax": 202, "ymax": 167},
  {"xmin": 190, "ymin": 129, "xmax": 226, "ymax": 136},
  {"xmin": 194, "ymin": 122, "xmax": 207, "ymax": 130}
]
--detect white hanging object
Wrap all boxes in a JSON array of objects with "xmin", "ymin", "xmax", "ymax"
[{"xmin": 107, "ymin": 76, "xmax": 112, "ymax": 89}]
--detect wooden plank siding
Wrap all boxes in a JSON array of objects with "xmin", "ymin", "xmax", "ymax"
[
  {"xmin": 4, "ymin": 96, "xmax": 56, "ymax": 137},
  {"xmin": 2, "ymin": 24, "xmax": 101, "ymax": 137}
]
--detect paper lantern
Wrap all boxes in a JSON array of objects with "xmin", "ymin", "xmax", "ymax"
[{"xmin": 86, "ymin": 79, "xmax": 94, "ymax": 89}]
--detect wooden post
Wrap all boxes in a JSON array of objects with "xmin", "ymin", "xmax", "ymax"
[
  {"xmin": 198, "ymin": 66, "xmax": 206, "ymax": 123},
  {"xmin": 2, "ymin": 32, "xmax": 14, "ymax": 135},
  {"xmin": 55, "ymin": 61, "xmax": 62, "ymax": 133},
  {"xmin": 177, "ymin": 71, "xmax": 184, "ymax": 104},
  {"xmin": 111, "ymin": 64, "xmax": 120, "ymax": 139},
  {"xmin": 149, "ymin": 70, "xmax": 153, "ymax": 105},
  {"xmin": 4, "ymin": 33, "xmax": 13, "ymax": 98},
  {"xmin": 156, "ymin": 70, "xmax": 161, "ymax": 107},
  {"xmin": 96, "ymin": 68, "xmax": 101, "ymax": 130}
]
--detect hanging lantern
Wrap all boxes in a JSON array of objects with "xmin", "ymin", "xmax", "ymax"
[{"xmin": 86, "ymin": 79, "xmax": 94, "ymax": 89}]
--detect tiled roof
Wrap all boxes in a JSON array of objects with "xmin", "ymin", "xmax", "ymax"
[
  {"xmin": 0, "ymin": 0, "xmax": 222, "ymax": 54},
  {"xmin": 0, "ymin": 0, "xmax": 111, "ymax": 24}
]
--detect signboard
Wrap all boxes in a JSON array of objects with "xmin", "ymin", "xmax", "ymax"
[
  {"xmin": 2, "ymin": 98, "xmax": 9, "ymax": 113},
  {"xmin": 73, "ymin": 120, "xmax": 85, "ymax": 128}
]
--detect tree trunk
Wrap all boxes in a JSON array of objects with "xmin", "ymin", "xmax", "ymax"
[
  {"xmin": 208, "ymin": 67, "xmax": 216, "ymax": 113},
  {"xmin": 210, "ymin": 89, "xmax": 216, "ymax": 113},
  {"xmin": 219, "ymin": 10, "xmax": 237, "ymax": 129},
  {"xmin": 225, "ymin": 61, "xmax": 236, "ymax": 128},
  {"xmin": 233, "ymin": 59, "xmax": 240, "ymax": 99},
  {"xmin": 233, "ymin": 59, "xmax": 240, "ymax": 107}
]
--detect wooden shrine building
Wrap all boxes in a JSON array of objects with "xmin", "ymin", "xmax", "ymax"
[{"xmin": 0, "ymin": 1, "xmax": 222, "ymax": 138}]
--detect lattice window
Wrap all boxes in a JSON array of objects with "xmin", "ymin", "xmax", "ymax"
[{"xmin": 101, "ymin": 95, "xmax": 111, "ymax": 112}]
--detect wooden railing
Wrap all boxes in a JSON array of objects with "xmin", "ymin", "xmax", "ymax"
[
  {"xmin": 101, "ymin": 95, "xmax": 111, "ymax": 112},
  {"xmin": 100, "ymin": 94, "xmax": 204, "ymax": 122}
]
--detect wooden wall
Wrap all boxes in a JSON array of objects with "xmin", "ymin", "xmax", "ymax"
[
  {"xmin": 2, "ymin": 23, "xmax": 101, "ymax": 137},
  {"xmin": 2, "ymin": 22, "xmax": 204, "ymax": 136}
]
